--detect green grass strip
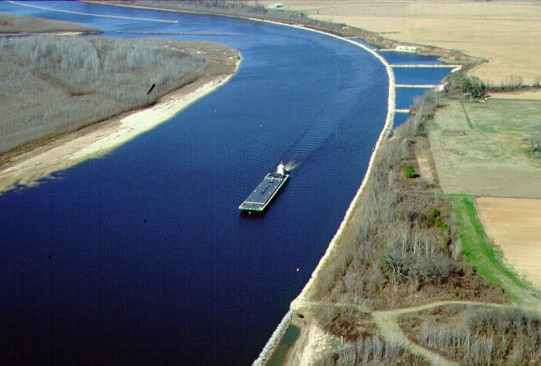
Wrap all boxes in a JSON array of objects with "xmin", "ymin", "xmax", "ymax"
[{"xmin": 449, "ymin": 194, "xmax": 534, "ymax": 301}]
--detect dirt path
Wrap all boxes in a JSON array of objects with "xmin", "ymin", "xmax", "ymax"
[
  {"xmin": 372, "ymin": 311, "xmax": 458, "ymax": 366},
  {"xmin": 293, "ymin": 297, "xmax": 541, "ymax": 365},
  {"xmin": 374, "ymin": 298, "xmax": 541, "ymax": 365}
]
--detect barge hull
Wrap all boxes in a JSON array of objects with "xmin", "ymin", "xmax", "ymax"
[{"xmin": 239, "ymin": 173, "xmax": 289, "ymax": 213}]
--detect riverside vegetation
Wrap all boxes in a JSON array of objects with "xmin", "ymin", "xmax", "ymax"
[
  {"xmin": 285, "ymin": 88, "xmax": 541, "ymax": 365},
  {"xmin": 400, "ymin": 305, "xmax": 541, "ymax": 365},
  {"xmin": 0, "ymin": 35, "xmax": 239, "ymax": 156}
]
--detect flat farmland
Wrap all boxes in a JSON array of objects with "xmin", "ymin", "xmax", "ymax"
[
  {"xmin": 476, "ymin": 197, "xmax": 541, "ymax": 288},
  {"xmin": 259, "ymin": 0, "xmax": 541, "ymax": 85},
  {"xmin": 492, "ymin": 89, "xmax": 541, "ymax": 101},
  {"xmin": 428, "ymin": 98, "xmax": 541, "ymax": 198}
]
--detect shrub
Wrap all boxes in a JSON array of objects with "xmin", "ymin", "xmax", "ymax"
[
  {"xmin": 399, "ymin": 91, "xmax": 439, "ymax": 138},
  {"xmin": 429, "ymin": 208, "xmax": 449, "ymax": 230},
  {"xmin": 418, "ymin": 307, "xmax": 541, "ymax": 365},
  {"xmin": 446, "ymin": 73, "xmax": 487, "ymax": 99},
  {"xmin": 403, "ymin": 165, "xmax": 417, "ymax": 178},
  {"xmin": 530, "ymin": 137, "xmax": 541, "ymax": 156}
]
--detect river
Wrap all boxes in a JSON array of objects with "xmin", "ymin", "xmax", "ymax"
[{"xmin": 0, "ymin": 1, "xmax": 448, "ymax": 365}]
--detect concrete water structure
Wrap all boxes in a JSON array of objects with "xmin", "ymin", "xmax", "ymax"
[
  {"xmin": 396, "ymin": 84, "xmax": 442, "ymax": 89},
  {"xmin": 391, "ymin": 64, "xmax": 461, "ymax": 69},
  {"xmin": 380, "ymin": 45, "xmax": 417, "ymax": 53}
]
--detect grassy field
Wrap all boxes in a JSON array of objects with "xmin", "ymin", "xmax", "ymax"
[
  {"xmin": 0, "ymin": 12, "xmax": 96, "ymax": 33},
  {"xmin": 428, "ymin": 98, "xmax": 541, "ymax": 198},
  {"xmin": 259, "ymin": 0, "xmax": 541, "ymax": 85},
  {"xmin": 449, "ymin": 195, "xmax": 532, "ymax": 301},
  {"xmin": 0, "ymin": 35, "xmax": 238, "ymax": 155},
  {"xmin": 476, "ymin": 197, "xmax": 541, "ymax": 288},
  {"xmin": 492, "ymin": 89, "xmax": 541, "ymax": 101}
]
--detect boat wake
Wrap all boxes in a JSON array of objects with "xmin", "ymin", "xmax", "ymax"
[{"xmin": 283, "ymin": 160, "xmax": 299, "ymax": 172}]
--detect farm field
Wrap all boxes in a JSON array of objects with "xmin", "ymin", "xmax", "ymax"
[
  {"xmin": 260, "ymin": 0, "xmax": 541, "ymax": 85},
  {"xmin": 476, "ymin": 197, "xmax": 541, "ymax": 288},
  {"xmin": 491, "ymin": 89, "xmax": 541, "ymax": 101},
  {"xmin": 428, "ymin": 98, "xmax": 541, "ymax": 198}
]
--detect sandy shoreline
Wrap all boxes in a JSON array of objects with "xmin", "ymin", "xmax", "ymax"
[{"xmin": 0, "ymin": 69, "xmax": 238, "ymax": 194}]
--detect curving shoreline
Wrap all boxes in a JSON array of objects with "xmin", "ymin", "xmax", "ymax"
[
  {"xmin": 79, "ymin": 3, "xmax": 396, "ymax": 364},
  {"xmin": 10, "ymin": 2, "xmax": 394, "ymax": 363},
  {"xmin": 0, "ymin": 63, "xmax": 240, "ymax": 194},
  {"xmin": 248, "ymin": 19, "xmax": 396, "ymax": 366}
]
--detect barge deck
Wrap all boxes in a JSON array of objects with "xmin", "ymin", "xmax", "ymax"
[{"xmin": 239, "ymin": 171, "xmax": 289, "ymax": 214}]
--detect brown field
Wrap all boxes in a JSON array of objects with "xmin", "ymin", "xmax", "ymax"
[
  {"xmin": 0, "ymin": 12, "xmax": 96, "ymax": 33},
  {"xmin": 476, "ymin": 197, "xmax": 541, "ymax": 288},
  {"xmin": 260, "ymin": 0, "xmax": 541, "ymax": 85},
  {"xmin": 429, "ymin": 98, "xmax": 541, "ymax": 198},
  {"xmin": 491, "ymin": 89, "xmax": 541, "ymax": 101}
]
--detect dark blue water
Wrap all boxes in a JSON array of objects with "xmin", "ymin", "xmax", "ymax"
[
  {"xmin": 395, "ymin": 67, "xmax": 450, "ymax": 85},
  {"xmin": 396, "ymin": 88, "xmax": 432, "ymax": 110},
  {"xmin": 393, "ymin": 112, "xmax": 411, "ymax": 126},
  {"xmin": 0, "ymin": 2, "xmax": 449, "ymax": 365}
]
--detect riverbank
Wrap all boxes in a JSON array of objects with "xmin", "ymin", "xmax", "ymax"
[
  {"xmin": 85, "ymin": 0, "xmax": 482, "ymax": 70},
  {"xmin": 0, "ymin": 19, "xmax": 240, "ymax": 192},
  {"xmin": 0, "ymin": 35, "xmax": 240, "ymax": 154},
  {"xmin": 0, "ymin": 63, "xmax": 239, "ymax": 194},
  {"xmin": 0, "ymin": 11, "xmax": 98, "ymax": 34},
  {"xmin": 234, "ymin": 12, "xmax": 394, "ymax": 366}
]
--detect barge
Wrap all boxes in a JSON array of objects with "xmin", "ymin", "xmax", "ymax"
[{"xmin": 239, "ymin": 163, "xmax": 289, "ymax": 214}]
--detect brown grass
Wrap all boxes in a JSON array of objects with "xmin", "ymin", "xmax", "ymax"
[
  {"xmin": 492, "ymin": 89, "xmax": 541, "ymax": 101},
  {"xmin": 429, "ymin": 98, "xmax": 541, "ymax": 198},
  {"xmin": 0, "ymin": 12, "xmax": 97, "ymax": 33},
  {"xmin": 476, "ymin": 197, "xmax": 541, "ymax": 288},
  {"xmin": 400, "ymin": 305, "xmax": 541, "ymax": 365},
  {"xmin": 260, "ymin": 0, "xmax": 541, "ymax": 85},
  {"xmin": 0, "ymin": 36, "xmax": 238, "ymax": 155}
]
